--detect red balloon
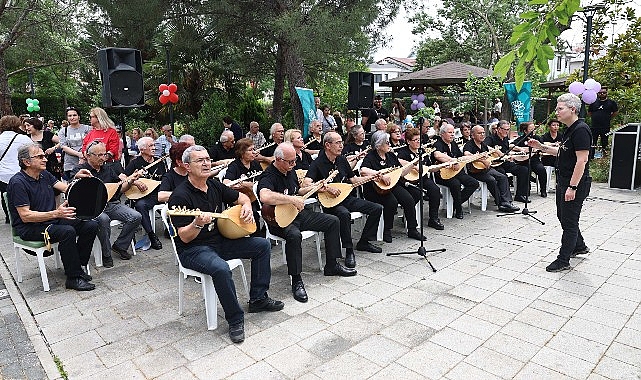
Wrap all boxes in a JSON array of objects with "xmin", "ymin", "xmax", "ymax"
[
  {"xmin": 159, "ymin": 95, "xmax": 170, "ymax": 104},
  {"xmin": 168, "ymin": 83, "xmax": 178, "ymax": 93},
  {"xmin": 168, "ymin": 93, "xmax": 179, "ymax": 104},
  {"xmin": 158, "ymin": 84, "xmax": 169, "ymax": 93}
]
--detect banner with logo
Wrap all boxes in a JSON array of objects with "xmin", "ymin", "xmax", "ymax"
[
  {"xmin": 504, "ymin": 81, "xmax": 532, "ymax": 126},
  {"xmin": 295, "ymin": 87, "xmax": 316, "ymax": 137}
]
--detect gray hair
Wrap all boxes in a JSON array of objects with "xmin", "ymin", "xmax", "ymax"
[
  {"xmin": 270, "ymin": 123, "xmax": 283, "ymax": 136},
  {"xmin": 350, "ymin": 125, "xmax": 364, "ymax": 138},
  {"xmin": 17, "ymin": 142, "xmax": 41, "ymax": 170},
  {"xmin": 179, "ymin": 134, "xmax": 194, "ymax": 143},
  {"xmin": 374, "ymin": 118, "xmax": 387, "ymax": 130},
  {"xmin": 370, "ymin": 130, "xmax": 390, "ymax": 149},
  {"xmin": 498, "ymin": 120, "xmax": 510, "ymax": 129},
  {"xmin": 86, "ymin": 140, "xmax": 106, "ymax": 154},
  {"xmin": 274, "ymin": 142, "xmax": 293, "ymax": 159},
  {"xmin": 323, "ymin": 131, "xmax": 340, "ymax": 145},
  {"xmin": 137, "ymin": 136, "xmax": 154, "ymax": 150},
  {"xmin": 557, "ymin": 93, "xmax": 581, "ymax": 115},
  {"xmin": 182, "ymin": 145, "xmax": 208, "ymax": 163},
  {"xmin": 439, "ymin": 123, "xmax": 454, "ymax": 137},
  {"xmin": 219, "ymin": 130, "xmax": 234, "ymax": 143}
]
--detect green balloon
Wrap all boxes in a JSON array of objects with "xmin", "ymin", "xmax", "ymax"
[
  {"xmin": 27, "ymin": 105, "xmax": 34, "ymax": 112},
  {"xmin": 26, "ymin": 98, "xmax": 32, "ymax": 105},
  {"xmin": 33, "ymin": 105, "xmax": 40, "ymax": 112},
  {"xmin": 33, "ymin": 99, "xmax": 39, "ymax": 105}
]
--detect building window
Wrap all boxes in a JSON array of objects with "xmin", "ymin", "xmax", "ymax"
[
  {"xmin": 374, "ymin": 74, "xmax": 383, "ymax": 83},
  {"xmin": 556, "ymin": 57, "xmax": 562, "ymax": 71}
]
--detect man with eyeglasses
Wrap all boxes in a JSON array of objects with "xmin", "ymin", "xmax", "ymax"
[
  {"xmin": 72, "ymin": 141, "xmax": 142, "ymax": 267},
  {"xmin": 588, "ymin": 86, "xmax": 618, "ymax": 158},
  {"xmin": 258, "ymin": 142, "xmax": 356, "ymax": 303},
  {"xmin": 303, "ymin": 132, "xmax": 383, "ymax": 268},
  {"xmin": 168, "ymin": 145, "xmax": 283, "ymax": 343},
  {"xmin": 7, "ymin": 143, "xmax": 98, "ymax": 291},
  {"xmin": 209, "ymin": 130, "xmax": 236, "ymax": 167},
  {"xmin": 484, "ymin": 120, "xmax": 530, "ymax": 203}
]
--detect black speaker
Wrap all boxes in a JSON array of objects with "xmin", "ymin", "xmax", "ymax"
[
  {"xmin": 608, "ymin": 123, "xmax": 641, "ymax": 190},
  {"xmin": 97, "ymin": 48, "xmax": 144, "ymax": 108},
  {"xmin": 348, "ymin": 71, "xmax": 374, "ymax": 110}
]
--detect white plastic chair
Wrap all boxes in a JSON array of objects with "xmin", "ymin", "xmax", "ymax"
[
  {"xmin": 472, "ymin": 180, "xmax": 489, "ymax": 211},
  {"xmin": 544, "ymin": 166, "xmax": 554, "ymax": 191},
  {"xmin": 150, "ymin": 203, "xmax": 165, "ymax": 234},
  {"xmin": 160, "ymin": 205, "xmax": 249, "ymax": 330}
]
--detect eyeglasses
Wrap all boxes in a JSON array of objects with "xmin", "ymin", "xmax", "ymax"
[
  {"xmin": 88, "ymin": 152, "xmax": 109, "ymax": 157},
  {"xmin": 277, "ymin": 157, "xmax": 297, "ymax": 166},
  {"xmin": 499, "ymin": 127, "xmax": 510, "ymax": 131},
  {"xmin": 330, "ymin": 141, "xmax": 344, "ymax": 145},
  {"xmin": 190, "ymin": 157, "xmax": 212, "ymax": 164},
  {"xmin": 29, "ymin": 154, "xmax": 46, "ymax": 160}
]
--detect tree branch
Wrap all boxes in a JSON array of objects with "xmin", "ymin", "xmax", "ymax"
[{"xmin": 8, "ymin": 55, "xmax": 89, "ymax": 77}]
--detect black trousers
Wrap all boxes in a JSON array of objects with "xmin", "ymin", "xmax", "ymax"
[
  {"xmin": 406, "ymin": 176, "xmax": 441, "ymax": 221},
  {"xmin": 364, "ymin": 185, "xmax": 418, "ymax": 231},
  {"xmin": 269, "ymin": 209, "xmax": 341, "ymax": 276},
  {"xmin": 470, "ymin": 168, "xmax": 512, "ymax": 206},
  {"xmin": 323, "ymin": 196, "xmax": 383, "ymax": 247},
  {"xmin": 496, "ymin": 161, "xmax": 529, "ymax": 197},
  {"xmin": 518, "ymin": 157, "xmax": 547, "ymax": 193},
  {"xmin": 17, "ymin": 219, "xmax": 98, "ymax": 278},
  {"xmin": 591, "ymin": 127, "xmax": 609, "ymax": 151},
  {"xmin": 435, "ymin": 172, "xmax": 479, "ymax": 212},
  {"xmin": 556, "ymin": 175, "xmax": 591, "ymax": 264}
]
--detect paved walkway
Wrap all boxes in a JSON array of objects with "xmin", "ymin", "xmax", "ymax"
[{"xmin": 0, "ymin": 182, "xmax": 640, "ymax": 379}]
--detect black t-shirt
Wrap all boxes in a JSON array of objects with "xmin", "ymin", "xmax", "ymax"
[
  {"xmin": 361, "ymin": 150, "xmax": 400, "ymax": 192},
  {"xmin": 261, "ymin": 143, "xmax": 277, "ymax": 158},
  {"xmin": 304, "ymin": 136, "xmax": 322, "ymax": 152},
  {"xmin": 225, "ymin": 158, "xmax": 263, "ymax": 181},
  {"xmin": 396, "ymin": 145, "xmax": 433, "ymax": 166},
  {"xmin": 484, "ymin": 133, "xmax": 509, "ymax": 153},
  {"xmin": 557, "ymin": 120, "xmax": 592, "ymax": 179},
  {"xmin": 209, "ymin": 143, "xmax": 235, "ymax": 162},
  {"xmin": 257, "ymin": 164, "xmax": 299, "ymax": 197},
  {"xmin": 361, "ymin": 108, "xmax": 380, "ymax": 132},
  {"xmin": 158, "ymin": 169, "xmax": 187, "ymax": 192},
  {"xmin": 72, "ymin": 161, "xmax": 124, "ymax": 201},
  {"xmin": 588, "ymin": 99, "xmax": 618, "ymax": 129},
  {"xmin": 462, "ymin": 140, "xmax": 490, "ymax": 171},
  {"xmin": 375, "ymin": 107, "xmax": 390, "ymax": 121},
  {"xmin": 540, "ymin": 132, "xmax": 562, "ymax": 145},
  {"xmin": 294, "ymin": 150, "xmax": 313, "ymax": 170},
  {"xmin": 168, "ymin": 178, "xmax": 239, "ymax": 250},
  {"xmin": 342, "ymin": 142, "xmax": 369, "ymax": 156},
  {"xmin": 306, "ymin": 150, "xmax": 355, "ymax": 185},
  {"xmin": 125, "ymin": 156, "xmax": 167, "ymax": 181},
  {"xmin": 433, "ymin": 138, "xmax": 464, "ymax": 159}
]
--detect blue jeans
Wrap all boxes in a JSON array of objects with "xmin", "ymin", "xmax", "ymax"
[
  {"xmin": 179, "ymin": 237, "xmax": 272, "ymax": 325},
  {"xmin": 96, "ymin": 202, "xmax": 142, "ymax": 256}
]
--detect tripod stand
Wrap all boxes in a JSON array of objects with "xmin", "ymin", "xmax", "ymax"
[
  {"xmin": 497, "ymin": 133, "xmax": 545, "ymax": 225},
  {"xmin": 386, "ymin": 133, "xmax": 444, "ymax": 272}
]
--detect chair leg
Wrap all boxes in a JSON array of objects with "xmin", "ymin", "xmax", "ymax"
[
  {"xmin": 236, "ymin": 262, "xmax": 250, "ymax": 299},
  {"xmin": 178, "ymin": 272, "xmax": 185, "ymax": 315},
  {"xmin": 481, "ymin": 183, "xmax": 488, "ymax": 211},
  {"xmin": 376, "ymin": 217, "xmax": 384, "ymax": 241},
  {"xmin": 15, "ymin": 246, "xmax": 22, "ymax": 283},
  {"xmin": 315, "ymin": 233, "xmax": 323, "ymax": 271},
  {"xmin": 281, "ymin": 241, "xmax": 287, "ymax": 265},
  {"xmin": 36, "ymin": 251, "xmax": 50, "ymax": 292},
  {"xmin": 201, "ymin": 275, "xmax": 219, "ymax": 330}
]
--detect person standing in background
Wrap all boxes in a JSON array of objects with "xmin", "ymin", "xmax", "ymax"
[
  {"xmin": 58, "ymin": 107, "xmax": 91, "ymax": 182},
  {"xmin": 588, "ymin": 86, "xmax": 618, "ymax": 158}
]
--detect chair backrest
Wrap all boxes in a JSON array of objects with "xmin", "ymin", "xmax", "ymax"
[
  {"xmin": 217, "ymin": 167, "xmax": 227, "ymax": 182},
  {"xmin": 160, "ymin": 205, "xmax": 182, "ymax": 265},
  {"xmin": 3, "ymin": 193, "xmax": 18, "ymax": 237}
]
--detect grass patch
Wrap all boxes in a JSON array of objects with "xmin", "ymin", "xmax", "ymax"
[
  {"xmin": 590, "ymin": 156, "xmax": 610, "ymax": 183},
  {"xmin": 53, "ymin": 356, "xmax": 68, "ymax": 380}
]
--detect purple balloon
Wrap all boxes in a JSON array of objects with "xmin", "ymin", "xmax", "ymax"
[
  {"xmin": 411, "ymin": 94, "xmax": 417, "ymax": 101},
  {"xmin": 417, "ymin": 94, "xmax": 425, "ymax": 102},
  {"xmin": 582, "ymin": 89, "xmax": 597, "ymax": 104},
  {"xmin": 417, "ymin": 102, "xmax": 425, "ymax": 109},
  {"xmin": 568, "ymin": 81, "xmax": 585, "ymax": 96},
  {"xmin": 584, "ymin": 78, "xmax": 597, "ymax": 90},
  {"xmin": 410, "ymin": 103, "xmax": 418, "ymax": 111},
  {"xmin": 592, "ymin": 81, "xmax": 602, "ymax": 93}
]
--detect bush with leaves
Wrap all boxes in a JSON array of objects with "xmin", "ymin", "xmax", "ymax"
[{"xmin": 186, "ymin": 90, "xmax": 228, "ymax": 148}]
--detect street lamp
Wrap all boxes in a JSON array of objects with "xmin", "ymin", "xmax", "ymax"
[{"xmin": 579, "ymin": 4, "xmax": 605, "ymax": 119}]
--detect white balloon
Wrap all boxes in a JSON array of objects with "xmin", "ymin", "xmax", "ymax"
[
  {"xmin": 162, "ymin": 89, "xmax": 170, "ymax": 96},
  {"xmin": 584, "ymin": 78, "xmax": 597, "ymax": 90},
  {"xmin": 412, "ymin": 99, "xmax": 418, "ymax": 105}
]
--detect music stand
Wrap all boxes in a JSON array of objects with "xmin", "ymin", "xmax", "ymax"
[
  {"xmin": 496, "ymin": 130, "xmax": 545, "ymax": 225},
  {"xmin": 386, "ymin": 130, "xmax": 444, "ymax": 272}
]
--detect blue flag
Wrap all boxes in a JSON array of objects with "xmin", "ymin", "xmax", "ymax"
[
  {"xmin": 504, "ymin": 81, "xmax": 532, "ymax": 125},
  {"xmin": 295, "ymin": 87, "xmax": 316, "ymax": 137}
]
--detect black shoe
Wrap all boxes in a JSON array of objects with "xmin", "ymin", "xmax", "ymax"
[
  {"xmin": 345, "ymin": 249, "xmax": 356, "ymax": 268},
  {"xmin": 324, "ymin": 262, "xmax": 357, "ymax": 277},
  {"xmin": 149, "ymin": 232, "xmax": 162, "ymax": 250},
  {"xmin": 383, "ymin": 230, "xmax": 392, "ymax": 243},
  {"xmin": 530, "ymin": 175, "xmax": 537, "ymax": 183},
  {"xmin": 112, "ymin": 244, "xmax": 132, "ymax": 260},
  {"xmin": 427, "ymin": 219, "xmax": 444, "ymax": 230},
  {"xmin": 102, "ymin": 255, "xmax": 114, "ymax": 268},
  {"xmin": 514, "ymin": 195, "xmax": 528, "ymax": 203},
  {"xmin": 454, "ymin": 210, "xmax": 464, "ymax": 219},
  {"xmin": 355, "ymin": 241, "xmax": 382, "ymax": 253},
  {"xmin": 229, "ymin": 321, "xmax": 245, "ymax": 343},
  {"xmin": 408, "ymin": 229, "xmax": 427, "ymax": 241},
  {"xmin": 498, "ymin": 204, "xmax": 520, "ymax": 213},
  {"xmin": 5, "ymin": 217, "xmax": 9, "ymax": 224},
  {"xmin": 570, "ymin": 246, "xmax": 590, "ymax": 258},
  {"xmin": 546, "ymin": 260, "xmax": 571, "ymax": 272},
  {"xmin": 540, "ymin": 190, "xmax": 547, "ymax": 198},
  {"xmin": 248, "ymin": 296, "xmax": 284, "ymax": 313},
  {"xmin": 65, "ymin": 277, "xmax": 95, "ymax": 291},
  {"xmin": 291, "ymin": 280, "xmax": 308, "ymax": 303},
  {"xmin": 80, "ymin": 269, "xmax": 92, "ymax": 282}
]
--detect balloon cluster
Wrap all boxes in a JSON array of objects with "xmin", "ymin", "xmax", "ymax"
[
  {"xmin": 26, "ymin": 98, "xmax": 40, "ymax": 112},
  {"xmin": 568, "ymin": 79, "xmax": 601, "ymax": 104},
  {"xmin": 410, "ymin": 94, "xmax": 426, "ymax": 111},
  {"xmin": 158, "ymin": 83, "xmax": 179, "ymax": 105}
]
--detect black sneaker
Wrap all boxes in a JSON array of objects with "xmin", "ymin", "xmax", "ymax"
[
  {"xmin": 229, "ymin": 322, "xmax": 245, "ymax": 343},
  {"xmin": 102, "ymin": 255, "xmax": 114, "ymax": 268},
  {"xmin": 570, "ymin": 247, "xmax": 590, "ymax": 258},
  {"xmin": 149, "ymin": 232, "xmax": 162, "ymax": 250},
  {"xmin": 546, "ymin": 260, "xmax": 570, "ymax": 272},
  {"xmin": 112, "ymin": 244, "xmax": 132, "ymax": 260},
  {"xmin": 248, "ymin": 296, "xmax": 284, "ymax": 313}
]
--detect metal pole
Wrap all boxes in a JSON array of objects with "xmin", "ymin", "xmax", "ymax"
[
  {"xmin": 579, "ymin": 14, "xmax": 593, "ymax": 119},
  {"xmin": 29, "ymin": 67, "xmax": 35, "ymax": 98},
  {"xmin": 164, "ymin": 45, "xmax": 174, "ymax": 132}
]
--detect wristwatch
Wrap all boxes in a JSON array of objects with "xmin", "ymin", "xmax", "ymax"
[{"xmin": 568, "ymin": 184, "xmax": 578, "ymax": 190}]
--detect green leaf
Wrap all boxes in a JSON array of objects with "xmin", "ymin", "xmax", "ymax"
[
  {"xmin": 528, "ymin": 0, "xmax": 548, "ymax": 5},
  {"xmin": 494, "ymin": 51, "xmax": 516, "ymax": 79},
  {"xmin": 535, "ymin": 53, "xmax": 550, "ymax": 75},
  {"xmin": 515, "ymin": 60, "xmax": 526, "ymax": 91},
  {"xmin": 566, "ymin": 0, "xmax": 581, "ymax": 14},
  {"xmin": 541, "ymin": 45, "xmax": 555, "ymax": 59},
  {"xmin": 519, "ymin": 11, "xmax": 539, "ymax": 20}
]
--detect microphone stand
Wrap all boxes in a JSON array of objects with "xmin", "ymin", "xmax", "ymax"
[
  {"xmin": 496, "ymin": 131, "xmax": 545, "ymax": 225},
  {"xmin": 386, "ymin": 132, "xmax": 444, "ymax": 272}
]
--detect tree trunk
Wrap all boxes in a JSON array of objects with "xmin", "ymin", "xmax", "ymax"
[
  {"xmin": 0, "ymin": 54, "xmax": 13, "ymax": 116},
  {"xmin": 282, "ymin": 42, "xmax": 306, "ymax": 129},
  {"xmin": 272, "ymin": 44, "xmax": 285, "ymax": 122}
]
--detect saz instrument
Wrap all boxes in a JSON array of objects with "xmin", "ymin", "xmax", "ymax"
[
  {"xmin": 345, "ymin": 146, "xmax": 371, "ymax": 162},
  {"xmin": 317, "ymin": 167, "xmax": 393, "ymax": 208},
  {"xmin": 261, "ymin": 170, "xmax": 338, "ymax": 228},
  {"xmin": 489, "ymin": 151, "xmax": 529, "ymax": 167},
  {"xmin": 373, "ymin": 148, "xmax": 434, "ymax": 194},
  {"xmin": 404, "ymin": 160, "xmax": 455, "ymax": 182},
  {"xmin": 303, "ymin": 137, "xmax": 321, "ymax": 149},
  {"xmin": 295, "ymin": 169, "xmax": 307, "ymax": 186},
  {"xmin": 104, "ymin": 154, "xmax": 168, "ymax": 200},
  {"xmin": 438, "ymin": 152, "xmax": 485, "ymax": 180},
  {"xmin": 225, "ymin": 171, "xmax": 262, "ymax": 202},
  {"xmin": 468, "ymin": 147, "xmax": 503, "ymax": 173},
  {"xmin": 166, "ymin": 205, "xmax": 257, "ymax": 239}
]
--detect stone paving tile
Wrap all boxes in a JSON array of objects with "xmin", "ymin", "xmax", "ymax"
[
  {"xmin": 592, "ymin": 356, "xmax": 640, "ymax": 380},
  {"xmin": 465, "ymin": 302, "xmax": 515, "ymax": 327},
  {"xmin": 378, "ymin": 318, "xmax": 437, "ymax": 347},
  {"xmin": 227, "ymin": 360, "xmax": 286, "ymax": 380},
  {"xmin": 406, "ymin": 302, "xmax": 463, "ymax": 330},
  {"xmin": 545, "ymin": 330, "xmax": 608, "ymax": 364},
  {"xmin": 463, "ymin": 346, "xmax": 525, "ymax": 379},
  {"xmin": 264, "ymin": 344, "xmax": 320, "ymax": 379},
  {"xmin": 444, "ymin": 361, "xmax": 503, "ymax": 380},
  {"xmin": 514, "ymin": 306, "xmax": 567, "ymax": 333},
  {"xmin": 313, "ymin": 351, "xmax": 381, "ymax": 379},
  {"xmin": 482, "ymin": 332, "xmax": 540, "ymax": 363},
  {"xmin": 349, "ymin": 334, "xmax": 410, "ymax": 366},
  {"xmin": 396, "ymin": 341, "xmax": 464, "ymax": 380},
  {"xmin": 369, "ymin": 362, "xmax": 424, "ymax": 380},
  {"xmin": 513, "ymin": 362, "xmax": 576, "ymax": 380},
  {"xmin": 429, "ymin": 326, "xmax": 484, "ymax": 355},
  {"xmin": 186, "ymin": 345, "xmax": 254, "ymax": 379}
]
